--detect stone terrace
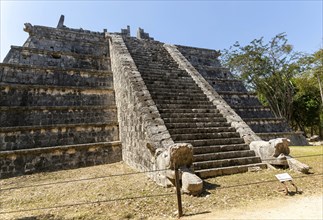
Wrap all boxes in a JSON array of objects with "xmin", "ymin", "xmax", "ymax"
[
  {"xmin": 0, "ymin": 23, "xmax": 121, "ymax": 178},
  {"xmin": 177, "ymin": 45, "xmax": 307, "ymax": 145}
]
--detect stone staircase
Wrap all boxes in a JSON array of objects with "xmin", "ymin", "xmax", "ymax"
[
  {"xmin": 124, "ymin": 37, "xmax": 265, "ymax": 178},
  {"xmin": 176, "ymin": 45, "xmax": 307, "ymax": 145}
]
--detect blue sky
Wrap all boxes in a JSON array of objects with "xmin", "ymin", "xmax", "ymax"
[{"xmin": 0, "ymin": 0, "xmax": 322, "ymax": 61}]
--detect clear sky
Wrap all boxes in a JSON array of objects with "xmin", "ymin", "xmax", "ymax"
[{"xmin": 0, "ymin": 0, "xmax": 322, "ymax": 61}]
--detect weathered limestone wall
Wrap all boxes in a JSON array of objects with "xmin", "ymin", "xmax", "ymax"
[
  {"xmin": 164, "ymin": 44, "xmax": 261, "ymax": 144},
  {"xmin": 4, "ymin": 46, "xmax": 111, "ymax": 71},
  {"xmin": 0, "ymin": 106, "xmax": 117, "ymax": 127},
  {"xmin": 25, "ymin": 24, "xmax": 106, "ymax": 44},
  {"xmin": 0, "ymin": 124, "xmax": 118, "ymax": 151},
  {"xmin": 0, "ymin": 85, "xmax": 115, "ymax": 107},
  {"xmin": 109, "ymin": 34, "xmax": 173, "ymax": 185},
  {"xmin": 0, "ymin": 141, "xmax": 121, "ymax": 179},
  {"xmin": 0, "ymin": 64, "xmax": 113, "ymax": 88},
  {"xmin": 0, "ymin": 22, "xmax": 121, "ymax": 178}
]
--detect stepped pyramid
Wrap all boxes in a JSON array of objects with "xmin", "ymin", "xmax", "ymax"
[{"xmin": 0, "ymin": 17, "xmax": 307, "ymax": 180}]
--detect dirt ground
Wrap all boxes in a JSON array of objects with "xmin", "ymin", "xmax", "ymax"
[
  {"xmin": 1, "ymin": 145, "xmax": 322, "ymax": 219},
  {"xmin": 182, "ymin": 195, "xmax": 323, "ymax": 220}
]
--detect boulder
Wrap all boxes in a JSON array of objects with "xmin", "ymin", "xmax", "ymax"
[
  {"xmin": 287, "ymin": 156, "xmax": 310, "ymax": 174},
  {"xmin": 181, "ymin": 168, "xmax": 203, "ymax": 196}
]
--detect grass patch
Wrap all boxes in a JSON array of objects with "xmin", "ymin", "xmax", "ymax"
[{"xmin": 0, "ymin": 146, "xmax": 322, "ymax": 220}]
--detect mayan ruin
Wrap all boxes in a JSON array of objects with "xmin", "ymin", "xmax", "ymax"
[{"xmin": 0, "ymin": 15, "xmax": 310, "ymax": 191}]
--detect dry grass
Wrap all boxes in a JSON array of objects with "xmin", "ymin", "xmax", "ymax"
[{"xmin": 0, "ymin": 145, "xmax": 322, "ymax": 220}]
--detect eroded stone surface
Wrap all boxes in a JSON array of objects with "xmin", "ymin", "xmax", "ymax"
[
  {"xmin": 156, "ymin": 143, "xmax": 203, "ymax": 195},
  {"xmin": 181, "ymin": 168, "xmax": 203, "ymax": 196},
  {"xmin": 250, "ymin": 138, "xmax": 310, "ymax": 173},
  {"xmin": 287, "ymin": 156, "xmax": 310, "ymax": 174},
  {"xmin": 250, "ymin": 138, "xmax": 290, "ymax": 160}
]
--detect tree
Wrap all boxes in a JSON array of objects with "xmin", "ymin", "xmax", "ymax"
[
  {"xmin": 295, "ymin": 49, "xmax": 323, "ymax": 138},
  {"xmin": 298, "ymin": 49, "xmax": 323, "ymax": 104},
  {"xmin": 221, "ymin": 33, "xmax": 303, "ymax": 123},
  {"xmin": 292, "ymin": 74, "xmax": 321, "ymax": 136}
]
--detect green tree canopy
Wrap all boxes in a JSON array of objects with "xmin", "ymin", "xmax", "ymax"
[
  {"xmin": 221, "ymin": 33, "xmax": 303, "ymax": 123},
  {"xmin": 293, "ymin": 49, "xmax": 323, "ymax": 137}
]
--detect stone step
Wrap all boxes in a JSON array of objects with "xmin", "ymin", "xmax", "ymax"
[
  {"xmin": 195, "ymin": 69, "xmax": 231, "ymax": 79},
  {"xmin": 151, "ymin": 94, "xmax": 208, "ymax": 101},
  {"xmin": 145, "ymin": 84, "xmax": 201, "ymax": 91},
  {"xmin": 204, "ymin": 77, "xmax": 241, "ymax": 82},
  {"xmin": 142, "ymin": 75, "xmax": 192, "ymax": 81},
  {"xmin": 159, "ymin": 108, "xmax": 219, "ymax": 114},
  {"xmin": 243, "ymin": 117, "xmax": 286, "ymax": 122},
  {"xmin": 140, "ymin": 71, "xmax": 188, "ymax": 78},
  {"xmin": 147, "ymin": 87, "xmax": 203, "ymax": 94},
  {"xmin": 175, "ymin": 137, "xmax": 244, "ymax": 147},
  {"xmin": 149, "ymin": 90, "xmax": 205, "ymax": 96},
  {"xmin": 193, "ymin": 156, "xmax": 262, "ymax": 170},
  {"xmin": 194, "ymin": 65, "xmax": 229, "ymax": 72},
  {"xmin": 168, "ymin": 127, "xmax": 236, "ymax": 134},
  {"xmin": 156, "ymin": 103, "xmax": 214, "ymax": 109},
  {"xmin": 133, "ymin": 58, "xmax": 176, "ymax": 64},
  {"xmin": 164, "ymin": 117, "xmax": 227, "ymax": 123},
  {"xmin": 172, "ymin": 132, "xmax": 241, "ymax": 141},
  {"xmin": 218, "ymin": 91, "xmax": 257, "ymax": 96},
  {"xmin": 256, "ymin": 132, "xmax": 303, "ymax": 142},
  {"xmin": 207, "ymin": 79, "xmax": 247, "ymax": 93},
  {"xmin": 142, "ymin": 74, "xmax": 193, "ymax": 79},
  {"xmin": 166, "ymin": 121, "xmax": 230, "ymax": 129},
  {"xmin": 145, "ymin": 81, "xmax": 198, "ymax": 87},
  {"xmin": 195, "ymin": 163, "xmax": 267, "ymax": 178},
  {"xmin": 193, "ymin": 144, "xmax": 250, "ymax": 154},
  {"xmin": 143, "ymin": 77, "xmax": 195, "ymax": 83},
  {"xmin": 155, "ymin": 99, "xmax": 212, "ymax": 105},
  {"xmin": 193, "ymin": 150, "xmax": 256, "ymax": 162},
  {"xmin": 160, "ymin": 112, "xmax": 223, "ymax": 119},
  {"xmin": 136, "ymin": 65, "xmax": 180, "ymax": 72},
  {"xmin": 221, "ymin": 96, "xmax": 262, "ymax": 107},
  {"xmin": 233, "ymin": 106, "xmax": 274, "ymax": 119},
  {"xmin": 245, "ymin": 118, "xmax": 291, "ymax": 133}
]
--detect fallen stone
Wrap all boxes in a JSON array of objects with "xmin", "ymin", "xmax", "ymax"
[
  {"xmin": 286, "ymin": 157, "xmax": 310, "ymax": 174},
  {"xmin": 308, "ymin": 135, "xmax": 320, "ymax": 142},
  {"xmin": 181, "ymin": 168, "xmax": 203, "ymax": 196}
]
